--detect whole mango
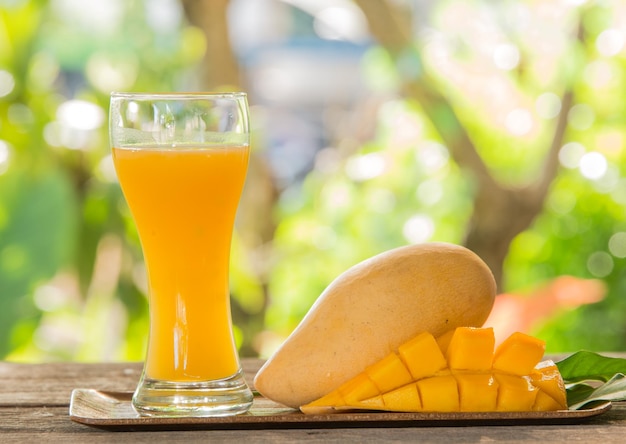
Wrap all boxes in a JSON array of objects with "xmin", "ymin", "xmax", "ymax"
[{"xmin": 254, "ymin": 242, "xmax": 496, "ymax": 408}]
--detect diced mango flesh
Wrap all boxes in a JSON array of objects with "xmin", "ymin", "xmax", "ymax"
[
  {"xmin": 494, "ymin": 374, "xmax": 538, "ymax": 411},
  {"xmin": 417, "ymin": 375, "xmax": 460, "ymax": 412},
  {"xmin": 381, "ymin": 383, "xmax": 422, "ymax": 412},
  {"xmin": 299, "ymin": 390, "xmax": 344, "ymax": 414},
  {"xmin": 300, "ymin": 327, "xmax": 568, "ymax": 414},
  {"xmin": 492, "ymin": 331, "xmax": 546, "ymax": 376},
  {"xmin": 447, "ymin": 327, "xmax": 495, "ymax": 371},
  {"xmin": 456, "ymin": 373, "xmax": 498, "ymax": 412},
  {"xmin": 365, "ymin": 352, "xmax": 414, "ymax": 393},
  {"xmin": 351, "ymin": 394, "xmax": 385, "ymax": 410},
  {"xmin": 533, "ymin": 390, "xmax": 564, "ymax": 412},
  {"xmin": 398, "ymin": 331, "xmax": 448, "ymax": 380},
  {"xmin": 338, "ymin": 373, "xmax": 379, "ymax": 403},
  {"xmin": 528, "ymin": 360, "xmax": 568, "ymax": 410}
]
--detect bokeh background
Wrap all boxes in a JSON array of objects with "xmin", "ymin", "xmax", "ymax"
[{"xmin": 1, "ymin": 0, "xmax": 625, "ymax": 362}]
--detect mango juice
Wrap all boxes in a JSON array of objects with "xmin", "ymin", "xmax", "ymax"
[{"xmin": 112, "ymin": 144, "xmax": 249, "ymax": 382}]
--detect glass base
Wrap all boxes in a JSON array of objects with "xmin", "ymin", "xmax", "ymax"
[{"xmin": 132, "ymin": 368, "xmax": 253, "ymax": 417}]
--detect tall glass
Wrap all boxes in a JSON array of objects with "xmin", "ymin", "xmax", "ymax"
[{"xmin": 110, "ymin": 92, "xmax": 253, "ymax": 417}]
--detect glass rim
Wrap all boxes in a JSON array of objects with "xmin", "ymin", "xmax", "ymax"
[{"xmin": 110, "ymin": 91, "xmax": 247, "ymax": 100}]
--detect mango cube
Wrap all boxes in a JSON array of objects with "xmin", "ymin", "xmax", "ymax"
[
  {"xmin": 380, "ymin": 383, "xmax": 422, "ymax": 412},
  {"xmin": 493, "ymin": 331, "xmax": 545, "ymax": 376},
  {"xmin": 365, "ymin": 352, "xmax": 413, "ymax": 393},
  {"xmin": 494, "ymin": 374, "xmax": 538, "ymax": 412},
  {"xmin": 532, "ymin": 390, "xmax": 564, "ymax": 412},
  {"xmin": 338, "ymin": 373, "xmax": 380, "ymax": 403},
  {"xmin": 447, "ymin": 327, "xmax": 495, "ymax": 371},
  {"xmin": 417, "ymin": 375, "xmax": 459, "ymax": 412},
  {"xmin": 529, "ymin": 360, "xmax": 567, "ymax": 410},
  {"xmin": 456, "ymin": 373, "xmax": 498, "ymax": 412},
  {"xmin": 398, "ymin": 331, "xmax": 448, "ymax": 380}
]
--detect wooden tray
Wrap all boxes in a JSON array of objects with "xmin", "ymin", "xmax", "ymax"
[{"xmin": 69, "ymin": 389, "xmax": 612, "ymax": 431}]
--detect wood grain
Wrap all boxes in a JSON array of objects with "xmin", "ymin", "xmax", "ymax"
[
  {"xmin": 0, "ymin": 359, "xmax": 263, "ymax": 407},
  {"xmin": 1, "ymin": 359, "xmax": 626, "ymax": 443}
]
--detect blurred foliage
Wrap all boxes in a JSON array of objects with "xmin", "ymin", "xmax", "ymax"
[
  {"xmin": 266, "ymin": 0, "xmax": 626, "ymax": 354},
  {"xmin": 0, "ymin": 0, "xmax": 625, "ymax": 363},
  {"xmin": 0, "ymin": 0, "xmax": 202, "ymax": 360},
  {"xmin": 268, "ymin": 100, "xmax": 473, "ymax": 335}
]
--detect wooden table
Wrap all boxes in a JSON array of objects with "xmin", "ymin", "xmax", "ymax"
[{"xmin": 1, "ymin": 358, "xmax": 625, "ymax": 443}]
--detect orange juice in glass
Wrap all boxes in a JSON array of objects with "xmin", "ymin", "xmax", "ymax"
[{"xmin": 110, "ymin": 92, "xmax": 253, "ymax": 417}]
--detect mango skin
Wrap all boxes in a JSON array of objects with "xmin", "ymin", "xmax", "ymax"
[{"xmin": 254, "ymin": 242, "xmax": 496, "ymax": 408}]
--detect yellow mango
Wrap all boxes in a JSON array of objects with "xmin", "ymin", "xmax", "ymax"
[
  {"xmin": 532, "ymin": 390, "xmax": 564, "ymax": 412},
  {"xmin": 435, "ymin": 329, "xmax": 455, "ymax": 355},
  {"xmin": 456, "ymin": 373, "xmax": 498, "ymax": 412},
  {"xmin": 398, "ymin": 331, "xmax": 448, "ymax": 380},
  {"xmin": 447, "ymin": 327, "xmax": 495, "ymax": 371},
  {"xmin": 300, "ymin": 328, "xmax": 567, "ymax": 414},
  {"xmin": 494, "ymin": 374, "xmax": 538, "ymax": 411},
  {"xmin": 365, "ymin": 353, "xmax": 414, "ymax": 393},
  {"xmin": 417, "ymin": 375, "xmax": 460, "ymax": 412},
  {"xmin": 528, "ymin": 360, "xmax": 568, "ymax": 410},
  {"xmin": 353, "ymin": 395, "xmax": 385, "ymax": 410},
  {"xmin": 255, "ymin": 243, "xmax": 496, "ymax": 408},
  {"xmin": 380, "ymin": 383, "xmax": 422, "ymax": 412},
  {"xmin": 493, "ymin": 332, "xmax": 546, "ymax": 376},
  {"xmin": 299, "ymin": 391, "xmax": 344, "ymax": 415},
  {"xmin": 337, "ymin": 373, "xmax": 379, "ymax": 404}
]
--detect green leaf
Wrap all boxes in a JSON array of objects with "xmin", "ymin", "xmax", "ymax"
[
  {"xmin": 557, "ymin": 351, "xmax": 626, "ymax": 410},
  {"xmin": 557, "ymin": 351, "xmax": 626, "ymax": 383},
  {"xmin": 568, "ymin": 373, "xmax": 626, "ymax": 410},
  {"xmin": 565, "ymin": 382, "xmax": 596, "ymax": 407}
]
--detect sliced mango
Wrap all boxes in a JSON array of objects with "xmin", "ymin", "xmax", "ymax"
[
  {"xmin": 398, "ymin": 331, "xmax": 448, "ymax": 380},
  {"xmin": 338, "ymin": 373, "xmax": 379, "ymax": 404},
  {"xmin": 350, "ymin": 394, "xmax": 386, "ymax": 410},
  {"xmin": 300, "ymin": 327, "xmax": 567, "ymax": 414},
  {"xmin": 447, "ymin": 327, "xmax": 494, "ymax": 371},
  {"xmin": 417, "ymin": 375, "xmax": 460, "ymax": 412},
  {"xmin": 494, "ymin": 374, "xmax": 538, "ymax": 412},
  {"xmin": 299, "ymin": 390, "xmax": 344, "ymax": 414},
  {"xmin": 528, "ymin": 360, "xmax": 568, "ymax": 410},
  {"xmin": 381, "ymin": 383, "xmax": 422, "ymax": 412},
  {"xmin": 493, "ymin": 331, "xmax": 546, "ymax": 376},
  {"xmin": 532, "ymin": 390, "xmax": 564, "ymax": 412},
  {"xmin": 365, "ymin": 353, "xmax": 413, "ymax": 393},
  {"xmin": 456, "ymin": 373, "xmax": 498, "ymax": 412}
]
